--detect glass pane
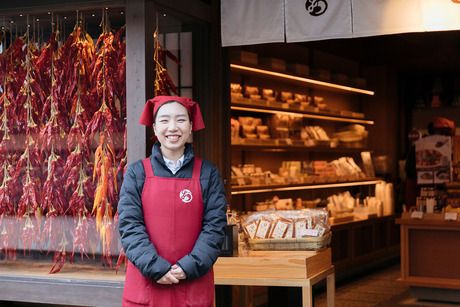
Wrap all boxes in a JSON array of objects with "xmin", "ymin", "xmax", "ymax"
[
  {"xmin": 180, "ymin": 32, "xmax": 193, "ymax": 88},
  {"xmin": 0, "ymin": 9, "xmax": 126, "ymax": 274}
]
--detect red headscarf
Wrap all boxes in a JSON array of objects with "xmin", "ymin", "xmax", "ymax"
[{"xmin": 139, "ymin": 96, "xmax": 205, "ymax": 131}]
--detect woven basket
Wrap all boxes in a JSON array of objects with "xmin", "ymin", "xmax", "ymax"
[{"xmin": 248, "ymin": 232, "xmax": 331, "ymax": 251}]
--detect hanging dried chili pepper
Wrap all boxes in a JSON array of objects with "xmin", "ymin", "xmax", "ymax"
[
  {"xmin": 41, "ymin": 150, "xmax": 66, "ymax": 215},
  {"xmin": 153, "ymin": 29, "xmax": 179, "ymax": 96},
  {"xmin": 49, "ymin": 232, "xmax": 69, "ymax": 274}
]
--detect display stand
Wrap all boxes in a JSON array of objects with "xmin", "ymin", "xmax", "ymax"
[
  {"xmin": 214, "ymin": 249, "xmax": 335, "ymax": 307},
  {"xmin": 397, "ymin": 212, "xmax": 460, "ymax": 303}
]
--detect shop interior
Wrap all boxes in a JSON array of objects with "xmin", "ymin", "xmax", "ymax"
[{"xmin": 0, "ymin": 1, "xmax": 459, "ymax": 306}]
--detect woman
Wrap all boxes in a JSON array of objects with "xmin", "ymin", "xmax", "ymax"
[{"xmin": 118, "ymin": 96, "xmax": 227, "ymax": 307}]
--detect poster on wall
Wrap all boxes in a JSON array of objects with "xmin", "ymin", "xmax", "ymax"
[{"xmin": 415, "ymin": 135, "xmax": 452, "ymax": 184}]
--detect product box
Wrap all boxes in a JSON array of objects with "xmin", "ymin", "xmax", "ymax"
[
  {"xmin": 288, "ymin": 63, "xmax": 309, "ymax": 76},
  {"xmin": 415, "ymin": 135, "xmax": 452, "ymax": 184},
  {"xmin": 229, "ymin": 50, "xmax": 258, "ymax": 66},
  {"xmin": 259, "ymin": 57, "xmax": 286, "ymax": 72}
]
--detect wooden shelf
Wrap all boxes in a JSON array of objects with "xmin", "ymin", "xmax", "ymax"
[
  {"xmin": 231, "ymin": 179, "xmax": 381, "ymax": 195},
  {"xmin": 231, "ymin": 103, "xmax": 374, "ymax": 125},
  {"xmin": 231, "ymin": 63, "xmax": 375, "ymax": 96},
  {"xmin": 231, "ymin": 143, "xmax": 370, "ymax": 153}
]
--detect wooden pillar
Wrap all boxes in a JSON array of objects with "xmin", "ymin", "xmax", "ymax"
[{"xmin": 126, "ymin": 0, "xmax": 155, "ymax": 163}]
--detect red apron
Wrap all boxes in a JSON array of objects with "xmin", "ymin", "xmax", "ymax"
[{"xmin": 122, "ymin": 157, "xmax": 214, "ymax": 307}]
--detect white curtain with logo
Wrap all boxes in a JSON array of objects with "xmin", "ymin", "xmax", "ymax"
[
  {"xmin": 220, "ymin": 0, "xmax": 460, "ymax": 46},
  {"xmin": 220, "ymin": 0, "xmax": 285, "ymax": 47},
  {"xmin": 285, "ymin": 0, "xmax": 352, "ymax": 42}
]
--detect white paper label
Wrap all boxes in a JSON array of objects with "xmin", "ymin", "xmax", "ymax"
[
  {"xmin": 444, "ymin": 212, "xmax": 458, "ymax": 221},
  {"xmin": 411, "ymin": 211, "xmax": 424, "ymax": 219},
  {"xmin": 305, "ymin": 229, "xmax": 319, "ymax": 237}
]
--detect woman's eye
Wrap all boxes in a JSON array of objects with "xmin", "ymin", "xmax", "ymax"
[
  {"xmin": 159, "ymin": 120, "xmax": 168, "ymax": 124},
  {"xmin": 178, "ymin": 119, "xmax": 186, "ymax": 123}
]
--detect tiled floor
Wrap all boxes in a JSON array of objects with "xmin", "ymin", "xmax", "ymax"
[{"xmin": 314, "ymin": 265, "xmax": 460, "ymax": 307}]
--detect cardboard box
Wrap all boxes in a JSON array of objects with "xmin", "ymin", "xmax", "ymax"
[
  {"xmin": 288, "ymin": 63, "xmax": 309, "ymax": 76},
  {"xmin": 230, "ymin": 50, "xmax": 258, "ymax": 66},
  {"xmin": 260, "ymin": 57, "xmax": 286, "ymax": 72}
]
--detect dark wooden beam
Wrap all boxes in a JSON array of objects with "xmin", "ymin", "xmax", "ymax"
[{"xmin": 126, "ymin": 0, "xmax": 155, "ymax": 163}]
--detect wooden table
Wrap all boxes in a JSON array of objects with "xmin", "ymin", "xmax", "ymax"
[
  {"xmin": 397, "ymin": 212, "xmax": 460, "ymax": 303},
  {"xmin": 214, "ymin": 249, "xmax": 335, "ymax": 307}
]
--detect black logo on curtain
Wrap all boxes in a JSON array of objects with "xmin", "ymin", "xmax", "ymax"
[{"xmin": 305, "ymin": 0, "xmax": 328, "ymax": 16}]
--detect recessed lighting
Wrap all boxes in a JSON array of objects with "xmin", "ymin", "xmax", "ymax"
[
  {"xmin": 120, "ymin": 11, "xmax": 124, "ymax": 15},
  {"xmin": 105, "ymin": 7, "xmax": 109, "ymax": 10},
  {"xmin": 36, "ymin": 18, "xmax": 39, "ymax": 22},
  {"xmin": 64, "ymin": 16, "xmax": 67, "ymax": 19},
  {"xmin": 163, "ymin": 13, "xmax": 167, "ymax": 17},
  {"xmin": 92, "ymin": 13, "xmax": 95, "ymax": 17},
  {"xmin": 47, "ymin": 12, "xmax": 51, "ymax": 15},
  {"xmin": 10, "ymin": 20, "xmax": 14, "ymax": 24}
]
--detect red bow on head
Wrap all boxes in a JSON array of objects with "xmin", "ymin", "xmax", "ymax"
[{"xmin": 139, "ymin": 96, "xmax": 205, "ymax": 131}]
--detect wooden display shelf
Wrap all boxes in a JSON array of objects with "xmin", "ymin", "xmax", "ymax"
[
  {"xmin": 231, "ymin": 178, "xmax": 381, "ymax": 195},
  {"xmin": 231, "ymin": 102, "xmax": 374, "ymax": 125},
  {"xmin": 397, "ymin": 212, "xmax": 460, "ymax": 301},
  {"xmin": 231, "ymin": 143, "xmax": 370, "ymax": 153},
  {"xmin": 214, "ymin": 249, "xmax": 335, "ymax": 307},
  {"xmin": 231, "ymin": 63, "xmax": 375, "ymax": 96}
]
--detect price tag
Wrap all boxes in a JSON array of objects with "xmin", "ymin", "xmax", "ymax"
[
  {"xmin": 444, "ymin": 212, "xmax": 458, "ymax": 221},
  {"xmin": 410, "ymin": 211, "xmax": 424, "ymax": 219},
  {"xmin": 305, "ymin": 229, "xmax": 319, "ymax": 237}
]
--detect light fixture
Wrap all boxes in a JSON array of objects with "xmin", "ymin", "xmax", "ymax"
[
  {"xmin": 231, "ymin": 180, "xmax": 382, "ymax": 195},
  {"xmin": 230, "ymin": 64, "xmax": 375, "ymax": 96},
  {"xmin": 92, "ymin": 13, "xmax": 95, "ymax": 17},
  {"xmin": 231, "ymin": 105, "xmax": 374, "ymax": 125},
  {"xmin": 19, "ymin": 14, "xmax": 23, "ymax": 17}
]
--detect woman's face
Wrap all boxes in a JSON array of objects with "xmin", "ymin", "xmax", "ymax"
[{"xmin": 153, "ymin": 102, "xmax": 192, "ymax": 156}]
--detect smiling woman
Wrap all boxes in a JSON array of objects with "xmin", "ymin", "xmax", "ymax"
[
  {"xmin": 118, "ymin": 95, "xmax": 227, "ymax": 307},
  {"xmin": 153, "ymin": 102, "xmax": 193, "ymax": 161}
]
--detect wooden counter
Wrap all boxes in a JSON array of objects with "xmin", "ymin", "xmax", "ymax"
[
  {"xmin": 0, "ymin": 249, "xmax": 334, "ymax": 307},
  {"xmin": 397, "ymin": 212, "xmax": 460, "ymax": 302},
  {"xmin": 214, "ymin": 249, "xmax": 335, "ymax": 307}
]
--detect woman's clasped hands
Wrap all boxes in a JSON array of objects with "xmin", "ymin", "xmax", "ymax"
[{"xmin": 157, "ymin": 264, "xmax": 187, "ymax": 284}]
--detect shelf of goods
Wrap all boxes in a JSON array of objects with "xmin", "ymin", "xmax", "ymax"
[
  {"xmin": 231, "ymin": 179, "xmax": 381, "ymax": 195},
  {"xmin": 229, "ymin": 59, "xmax": 399, "ymax": 281},
  {"xmin": 231, "ymin": 143, "xmax": 371, "ymax": 153},
  {"xmin": 230, "ymin": 64, "xmax": 375, "ymax": 96},
  {"xmin": 231, "ymin": 103, "xmax": 374, "ymax": 125}
]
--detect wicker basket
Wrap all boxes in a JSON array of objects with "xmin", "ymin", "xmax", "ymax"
[{"xmin": 248, "ymin": 232, "xmax": 331, "ymax": 251}]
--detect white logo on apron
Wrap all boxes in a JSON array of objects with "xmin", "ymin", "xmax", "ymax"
[{"xmin": 179, "ymin": 189, "xmax": 193, "ymax": 203}]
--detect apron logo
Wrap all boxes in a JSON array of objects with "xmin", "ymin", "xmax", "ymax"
[
  {"xmin": 305, "ymin": 0, "xmax": 328, "ymax": 16},
  {"xmin": 179, "ymin": 189, "xmax": 193, "ymax": 203}
]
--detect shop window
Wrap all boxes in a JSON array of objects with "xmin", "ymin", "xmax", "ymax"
[{"xmin": 0, "ymin": 8, "xmax": 127, "ymax": 275}]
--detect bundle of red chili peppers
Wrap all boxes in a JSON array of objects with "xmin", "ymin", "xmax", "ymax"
[{"xmin": 0, "ymin": 10, "xmax": 162, "ymax": 274}]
